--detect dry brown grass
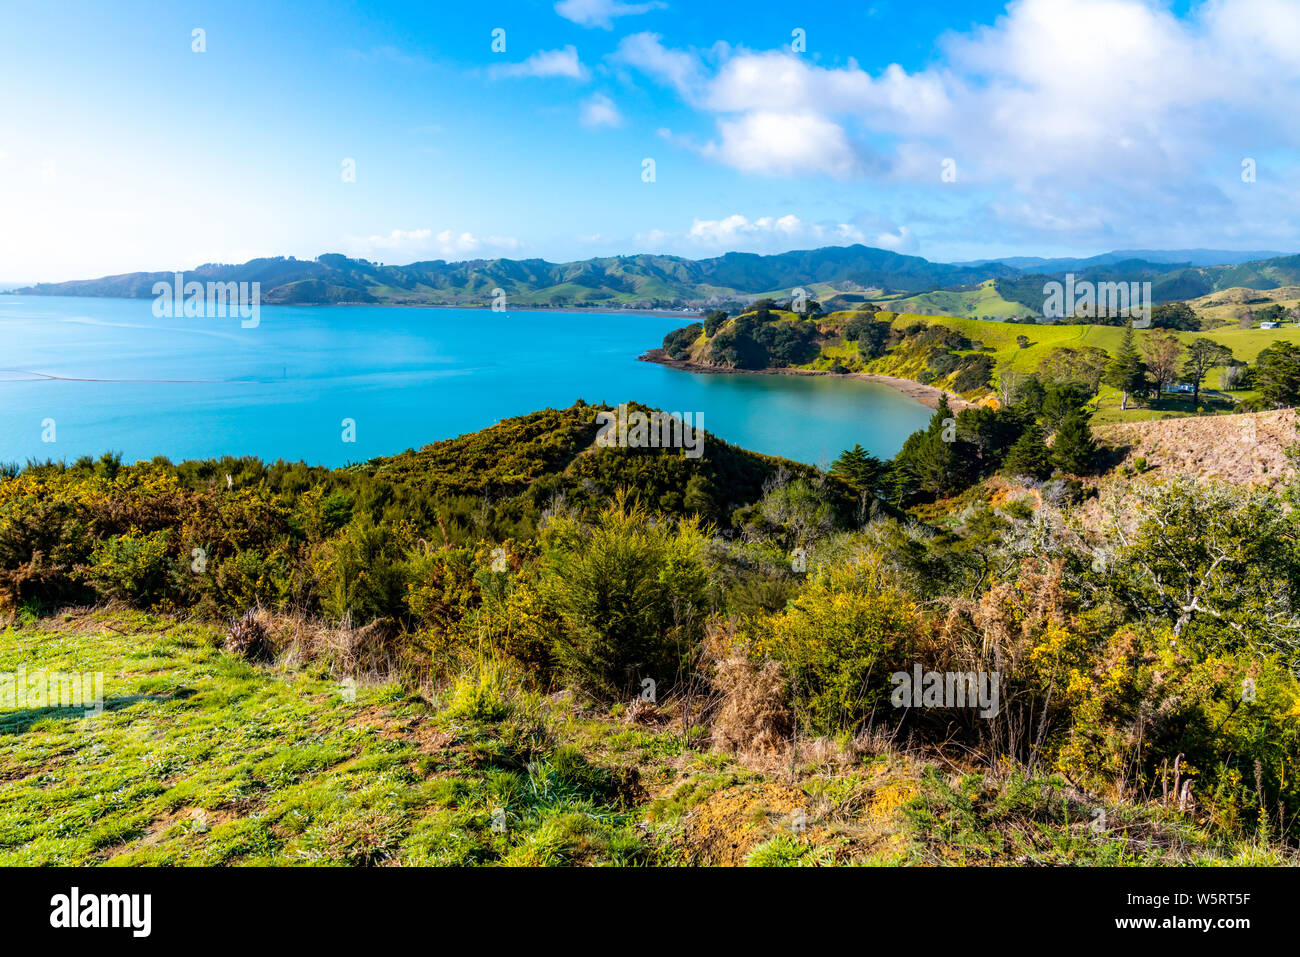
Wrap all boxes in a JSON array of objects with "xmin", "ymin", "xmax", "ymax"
[
  {"xmin": 709, "ymin": 652, "xmax": 793, "ymax": 759},
  {"xmin": 233, "ymin": 607, "xmax": 426, "ymax": 687},
  {"xmin": 1095, "ymin": 408, "xmax": 1297, "ymax": 487}
]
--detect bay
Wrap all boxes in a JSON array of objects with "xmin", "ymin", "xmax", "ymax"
[{"xmin": 0, "ymin": 295, "xmax": 932, "ymax": 468}]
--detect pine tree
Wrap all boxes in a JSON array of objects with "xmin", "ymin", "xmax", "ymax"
[
  {"xmin": 1050, "ymin": 410, "xmax": 1099, "ymax": 475},
  {"xmin": 897, "ymin": 396, "xmax": 977, "ymax": 497},
  {"xmin": 830, "ymin": 443, "xmax": 886, "ymax": 495},
  {"xmin": 1003, "ymin": 422, "xmax": 1053, "ymax": 479},
  {"xmin": 1181, "ymin": 338, "xmax": 1232, "ymax": 405},
  {"xmin": 1103, "ymin": 324, "xmax": 1149, "ymax": 410}
]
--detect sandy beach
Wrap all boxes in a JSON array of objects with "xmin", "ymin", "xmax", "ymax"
[{"xmin": 638, "ymin": 349, "xmax": 973, "ymax": 411}]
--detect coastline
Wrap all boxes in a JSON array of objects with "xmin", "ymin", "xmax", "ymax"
[
  {"xmin": 4, "ymin": 291, "xmax": 703, "ymax": 321},
  {"xmin": 638, "ymin": 348, "xmax": 973, "ymax": 411}
]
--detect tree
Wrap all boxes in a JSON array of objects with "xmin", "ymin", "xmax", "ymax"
[
  {"xmin": 1180, "ymin": 338, "xmax": 1232, "ymax": 406},
  {"xmin": 1255, "ymin": 341, "xmax": 1300, "ymax": 408},
  {"xmin": 956, "ymin": 406, "xmax": 1022, "ymax": 473},
  {"xmin": 1016, "ymin": 334, "xmax": 1030, "ymax": 349},
  {"xmin": 682, "ymin": 473, "xmax": 717, "ymax": 520},
  {"xmin": 1220, "ymin": 360, "xmax": 1247, "ymax": 391},
  {"xmin": 662, "ymin": 322, "xmax": 703, "ymax": 360},
  {"xmin": 996, "ymin": 368, "xmax": 1027, "ymax": 407},
  {"xmin": 1104, "ymin": 477, "xmax": 1300, "ymax": 655},
  {"xmin": 1037, "ymin": 346, "xmax": 1109, "ymax": 393},
  {"xmin": 1150, "ymin": 301, "xmax": 1200, "ymax": 331},
  {"xmin": 1050, "ymin": 410, "xmax": 1098, "ymax": 475},
  {"xmin": 831, "ymin": 443, "xmax": 887, "ymax": 495},
  {"xmin": 843, "ymin": 315, "xmax": 890, "ymax": 358},
  {"xmin": 1040, "ymin": 382, "xmax": 1091, "ymax": 432},
  {"xmin": 703, "ymin": 310, "xmax": 728, "ymax": 336},
  {"xmin": 543, "ymin": 499, "xmax": 709, "ymax": 699},
  {"xmin": 893, "ymin": 397, "xmax": 977, "ymax": 499},
  {"xmin": 1141, "ymin": 331, "xmax": 1183, "ymax": 395},
  {"xmin": 1103, "ymin": 324, "xmax": 1149, "ymax": 410},
  {"xmin": 1002, "ymin": 422, "xmax": 1053, "ymax": 479},
  {"xmin": 1010, "ymin": 374, "xmax": 1046, "ymax": 414}
]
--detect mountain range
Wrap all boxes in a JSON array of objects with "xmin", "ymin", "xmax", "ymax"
[{"xmin": 15, "ymin": 245, "xmax": 1300, "ymax": 313}]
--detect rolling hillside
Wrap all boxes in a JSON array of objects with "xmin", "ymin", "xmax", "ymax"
[
  {"xmin": 20, "ymin": 244, "xmax": 1300, "ymax": 311},
  {"xmin": 15, "ymin": 246, "xmax": 1019, "ymax": 309},
  {"xmin": 653, "ymin": 304, "xmax": 1300, "ymax": 417}
]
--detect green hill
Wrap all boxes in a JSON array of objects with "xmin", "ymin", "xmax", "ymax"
[
  {"xmin": 16, "ymin": 246, "xmax": 1020, "ymax": 309},
  {"xmin": 654, "ymin": 302, "xmax": 1300, "ymax": 419}
]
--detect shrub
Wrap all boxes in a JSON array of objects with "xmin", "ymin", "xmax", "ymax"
[
  {"xmin": 312, "ymin": 517, "xmax": 413, "ymax": 624},
  {"xmin": 540, "ymin": 497, "xmax": 710, "ymax": 699},
  {"xmin": 760, "ymin": 568, "xmax": 920, "ymax": 736},
  {"xmin": 83, "ymin": 529, "xmax": 173, "ymax": 607},
  {"xmin": 225, "ymin": 608, "xmax": 275, "ymax": 662},
  {"xmin": 710, "ymin": 649, "xmax": 793, "ymax": 756}
]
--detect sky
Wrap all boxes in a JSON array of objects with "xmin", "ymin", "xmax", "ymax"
[{"xmin": 2, "ymin": 0, "xmax": 1299, "ymax": 281}]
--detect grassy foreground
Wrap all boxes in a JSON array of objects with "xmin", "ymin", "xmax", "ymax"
[{"xmin": 0, "ymin": 608, "xmax": 1281, "ymax": 867}]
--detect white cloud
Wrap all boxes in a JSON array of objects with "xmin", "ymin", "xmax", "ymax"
[
  {"xmin": 611, "ymin": 0, "xmax": 1300, "ymax": 241},
  {"xmin": 612, "ymin": 32, "xmax": 709, "ymax": 101},
  {"xmin": 490, "ymin": 46, "xmax": 587, "ymax": 80},
  {"xmin": 703, "ymin": 112, "xmax": 862, "ymax": 179},
  {"xmin": 871, "ymin": 226, "xmax": 917, "ymax": 254},
  {"xmin": 580, "ymin": 93, "xmax": 624, "ymax": 128},
  {"xmin": 687, "ymin": 214, "xmax": 804, "ymax": 244},
  {"xmin": 647, "ymin": 214, "xmax": 868, "ymax": 252},
  {"xmin": 555, "ymin": 0, "xmax": 666, "ymax": 30},
  {"xmin": 347, "ymin": 228, "xmax": 522, "ymax": 260}
]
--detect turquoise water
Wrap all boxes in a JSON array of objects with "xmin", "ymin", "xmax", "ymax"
[{"xmin": 0, "ymin": 296, "xmax": 932, "ymax": 468}]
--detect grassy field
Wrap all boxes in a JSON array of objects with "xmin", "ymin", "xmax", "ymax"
[
  {"xmin": 874, "ymin": 280, "xmax": 1031, "ymax": 320},
  {"xmin": 863, "ymin": 312, "xmax": 1300, "ymax": 371},
  {"xmin": 1187, "ymin": 286, "xmax": 1300, "ymax": 326},
  {"xmin": 826, "ymin": 313, "xmax": 1300, "ymax": 416},
  {"xmin": 0, "ymin": 608, "xmax": 1284, "ymax": 866}
]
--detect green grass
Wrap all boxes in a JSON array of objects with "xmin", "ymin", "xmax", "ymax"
[
  {"xmin": 876, "ymin": 280, "xmax": 1031, "ymax": 320},
  {"xmin": 0, "ymin": 609, "xmax": 1278, "ymax": 866},
  {"xmin": 0, "ymin": 609, "xmax": 655, "ymax": 866},
  {"xmin": 875, "ymin": 312, "xmax": 1300, "ymax": 371}
]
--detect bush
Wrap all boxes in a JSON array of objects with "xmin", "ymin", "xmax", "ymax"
[
  {"xmin": 83, "ymin": 529, "xmax": 173, "ymax": 608},
  {"xmin": 443, "ymin": 657, "xmax": 522, "ymax": 723},
  {"xmin": 710, "ymin": 644, "xmax": 793, "ymax": 756},
  {"xmin": 313, "ymin": 517, "xmax": 413, "ymax": 624},
  {"xmin": 225, "ymin": 608, "xmax": 275, "ymax": 662},
  {"xmin": 760, "ymin": 567, "xmax": 919, "ymax": 736},
  {"xmin": 540, "ymin": 497, "xmax": 710, "ymax": 699}
]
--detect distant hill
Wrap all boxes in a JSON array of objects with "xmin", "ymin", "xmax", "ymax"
[
  {"xmin": 19, "ymin": 245, "xmax": 1300, "ymax": 312},
  {"xmin": 15, "ymin": 246, "xmax": 1019, "ymax": 309},
  {"xmin": 990, "ymin": 254, "xmax": 1300, "ymax": 313},
  {"xmin": 959, "ymin": 249, "xmax": 1288, "ymax": 271}
]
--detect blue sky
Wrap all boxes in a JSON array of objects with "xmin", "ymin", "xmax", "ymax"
[{"xmin": 1, "ymin": 0, "xmax": 1297, "ymax": 280}]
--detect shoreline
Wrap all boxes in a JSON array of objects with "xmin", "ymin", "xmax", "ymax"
[
  {"xmin": 638, "ymin": 349, "xmax": 974, "ymax": 411},
  {"xmin": 3, "ymin": 292, "xmax": 703, "ymax": 321}
]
